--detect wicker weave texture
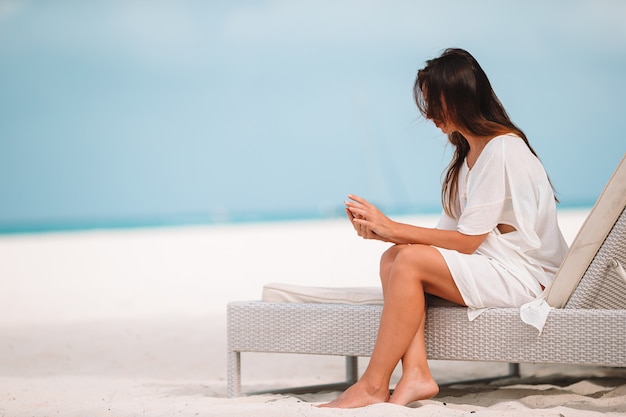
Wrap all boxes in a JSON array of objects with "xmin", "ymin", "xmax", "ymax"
[
  {"xmin": 228, "ymin": 301, "xmax": 626, "ymax": 366},
  {"xmin": 227, "ymin": 302, "xmax": 381, "ymax": 356},
  {"xmin": 227, "ymin": 301, "xmax": 626, "ymax": 395},
  {"xmin": 425, "ymin": 305, "xmax": 626, "ymax": 365},
  {"xmin": 226, "ymin": 302, "xmax": 381, "ymax": 397},
  {"xmin": 566, "ymin": 207, "xmax": 626, "ymax": 309}
]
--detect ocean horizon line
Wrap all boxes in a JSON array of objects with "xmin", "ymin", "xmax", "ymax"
[{"xmin": 0, "ymin": 201, "xmax": 595, "ymax": 236}]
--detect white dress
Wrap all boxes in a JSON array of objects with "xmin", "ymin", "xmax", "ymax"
[{"xmin": 434, "ymin": 134, "xmax": 569, "ymax": 319}]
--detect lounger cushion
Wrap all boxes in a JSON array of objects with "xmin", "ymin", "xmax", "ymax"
[
  {"xmin": 545, "ymin": 154, "xmax": 626, "ymax": 307},
  {"xmin": 262, "ymin": 282, "xmax": 383, "ymax": 305}
]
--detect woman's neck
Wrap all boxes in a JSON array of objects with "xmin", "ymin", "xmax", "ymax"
[{"xmin": 462, "ymin": 131, "xmax": 492, "ymax": 169}]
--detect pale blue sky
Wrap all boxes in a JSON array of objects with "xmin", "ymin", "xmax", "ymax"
[{"xmin": 0, "ymin": 1, "xmax": 624, "ymax": 231}]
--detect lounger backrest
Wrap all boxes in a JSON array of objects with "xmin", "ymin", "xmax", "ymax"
[{"xmin": 545, "ymin": 153, "xmax": 626, "ymax": 309}]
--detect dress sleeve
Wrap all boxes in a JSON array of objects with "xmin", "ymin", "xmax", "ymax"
[
  {"xmin": 436, "ymin": 210, "xmax": 458, "ymax": 231},
  {"xmin": 457, "ymin": 141, "xmax": 506, "ymax": 235}
]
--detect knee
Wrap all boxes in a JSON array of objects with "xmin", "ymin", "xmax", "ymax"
[
  {"xmin": 385, "ymin": 244, "xmax": 431, "ymax": 280},
  {"xmin": 380, "ymin": 244, "xmax": 405, "ymax": 285},
  {"xmin": 380, "ymin": 244, "xmax": 406, "ymax": 270}
]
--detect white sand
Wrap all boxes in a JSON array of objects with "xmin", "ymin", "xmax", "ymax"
[{"xmin": 1, "ymin": 208, "xmax": 625, "ymax": 416}]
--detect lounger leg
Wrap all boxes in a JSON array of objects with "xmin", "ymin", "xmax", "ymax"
[
  {"xmin": 508, "ymin": 362, "xmax": 520, "ymax": 378},
  {"xmin": 346, "ymin": 355, "xmax": 359, "ymax": 384},
  {"xmin": 227, "ymin": 350, "xmax": 242, "ymax": 398}
]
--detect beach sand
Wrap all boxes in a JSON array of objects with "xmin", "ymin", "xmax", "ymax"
[{"xmin": 1, "ymin": 208, "xmax": 625, "ymax": 416}]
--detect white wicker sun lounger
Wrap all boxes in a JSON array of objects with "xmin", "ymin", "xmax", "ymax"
[{"xmin": 227, "ymin": 154, "xmax": 626, "ymax": 397}]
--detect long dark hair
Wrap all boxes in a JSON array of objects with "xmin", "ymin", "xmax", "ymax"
[{"xmin": 414, "ymin": 48, "xmax": 546, "ymax": 216}]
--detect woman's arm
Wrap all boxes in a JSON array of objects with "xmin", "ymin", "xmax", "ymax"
[{"xmin": 345, "ymin": 195, "xmax": 488, "ymax": 254}]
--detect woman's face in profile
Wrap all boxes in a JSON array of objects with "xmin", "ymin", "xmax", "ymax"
[
  {"xmin": 434, "ymin": 117, "xmax": 460, "ymax": 135},
  {"xmin": 424, "ymin": 91, "xmax": 457, "ymax": 135}
]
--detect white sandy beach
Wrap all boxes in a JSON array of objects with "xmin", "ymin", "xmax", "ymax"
[{"xmin": 1, "ymin": 209, "xmax": 625, "ymax": 416}]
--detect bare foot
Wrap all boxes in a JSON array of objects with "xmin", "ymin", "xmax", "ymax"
[
  {"xmin": 318, "ymin": 380, "xmax": 390, "ymax": 409},
  {"xmin": 389, "ymin": 372, "xmax": 439, "ymax": 406}
]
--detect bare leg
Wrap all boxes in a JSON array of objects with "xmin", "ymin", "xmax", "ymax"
[
  {"xmin": 381, "ymin": 245, "xmax": 454, "ymax": 405},
  {"xmin": 388, "ymin": 307, "xmax": 440, "ymax": 405},
  {"xmin": 319, "ymin": 244, "xmax": 463, "ymax": 408}
]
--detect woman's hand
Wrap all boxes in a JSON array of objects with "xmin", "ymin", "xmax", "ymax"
[
  {"xmin": 346, "ymin": 208, "xmax": 383, "ymax": 241},
  {"xmin": 345, "ymin": 195, "xmax": 395, "ymax": 242},
  {"xmin": 345, "ymin": 194, "xmax": 489, "ymax": 252}
]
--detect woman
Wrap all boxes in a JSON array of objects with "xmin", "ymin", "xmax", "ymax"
[{"xmin": 320, "ymin": 48, "xmax": 569, "ymax": 408}]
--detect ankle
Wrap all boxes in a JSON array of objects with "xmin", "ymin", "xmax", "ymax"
[
  {"xmin": 402, "ymin": 365, "xmax": 432, "ymax": 381},
  {"xmin": 358, "ymin": 373, "xmax": 392, "ymax": 396},
  {"xmin": 361, "ymin": 379, "xmax": 388, "ymax": 396}
]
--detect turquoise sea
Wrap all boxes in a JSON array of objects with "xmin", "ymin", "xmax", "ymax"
[{"xmin": 1, "ymin": 1, "xmax": 624, "ymax": 234}]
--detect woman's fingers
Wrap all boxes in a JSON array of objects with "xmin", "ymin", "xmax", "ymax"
[
  {"xmin": 346, "ymin": 208, "xmax": 367, "ymax": 236},
  {"xmin": 346, "ymin": 195, "xmax": 385, "ymax": 240},
  {"xmin": 345, "ymin": 196, "xmax": 372, "ymax": 219},
  {"xmin": 346, "ymin": 195, "xmax": 371, "ymax": 213},
  {"xmin": 346, "ymin": 208, "xmax": 360, "ymax": 233},
  {"xmin": 347, "ymin": 194, "xmax": 369, "ymax": 206},
  {"xmin": 346, "ymin": 208, "xmax": 369, "ymax": 238}
]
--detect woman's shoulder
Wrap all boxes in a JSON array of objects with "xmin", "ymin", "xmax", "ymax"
[
  {"xmin": 477, "ymin": 134, "xmax": 541, "ymax": 175},
  {"xmin": 486, "ymin": 133, "xmax": 534, "ymax": 157},
  {"xmin": 485, "ymin": 134, "xmax": 547, "ymax": 181},
  {"xmin": 489, "ymin": 133, "xmax": 523, "ymax": 146}
]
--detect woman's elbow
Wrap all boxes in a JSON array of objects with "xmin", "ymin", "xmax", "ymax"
[
  {"xmin": 457, "ymin": 233, "xmax": 488, "ymax": 254},
  {"xmin": 457, "ymin": 245, "xmax": 478, "ymax": 255}
]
